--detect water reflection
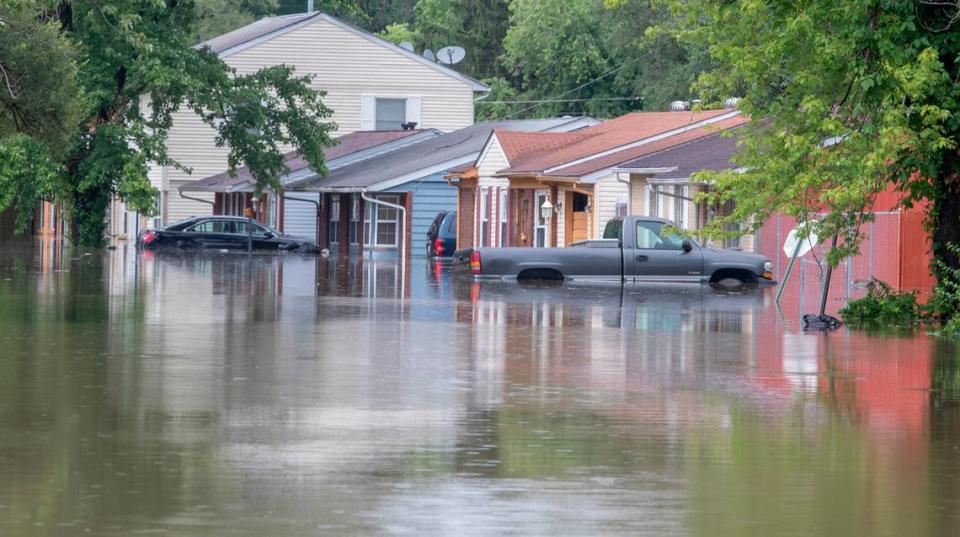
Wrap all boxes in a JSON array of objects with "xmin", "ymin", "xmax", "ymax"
[{"xmin": 0, "ymin": 242, "xmax": 958, "ymax": 536}]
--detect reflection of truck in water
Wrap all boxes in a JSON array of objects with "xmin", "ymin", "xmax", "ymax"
[{"xmin": 453, "ymin": 216, "xmax": 774, "ymax": 286}]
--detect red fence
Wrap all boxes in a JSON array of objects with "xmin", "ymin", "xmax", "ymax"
[{"xmin": 755, "ymin": 209, "xmax": 935, "ymax": 320}]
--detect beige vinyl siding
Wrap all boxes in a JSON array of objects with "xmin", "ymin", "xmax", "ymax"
[
  {"xmin": 168, "ymin": 180, "xmax": 214, "ymax": 222},
  {"xmin": 225, "ymin": 18, "xmax": 474, "ymax": 133},
  {"xmin": 476, "ymin": 136, "xmax": 510, "ymax": 248},
  {"xmin": 159, "ymin": 16, "xmax": 477, "ymax": 223},
  {"xmin": 556, "ymin": 185, "xmax": 568, "ymax": 246},
  {"xmin": 593, "ymin": 174, "xmax": 628, "ymax": 239},
  {"xmin": 630, "ymin": 175, "xmax": 649, "ymax": 216}
]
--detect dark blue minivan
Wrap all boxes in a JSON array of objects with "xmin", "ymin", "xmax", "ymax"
[{"xmin": 426, "ymin": 211, "xmax": 457, "ymax": 258}]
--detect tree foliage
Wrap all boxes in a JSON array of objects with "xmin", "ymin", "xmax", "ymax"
[
  {"xmin": 0, "ymin": 0, "xmax": 82, "ymax": 231},
  {"xmin": 1, "ymin": 0, "xmax": 336, "ymax": 247},
  {"xmin": 666, "ymin": 0, "xmax": 960, "ymax": 270}
]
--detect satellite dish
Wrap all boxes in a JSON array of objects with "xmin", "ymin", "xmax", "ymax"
[
  {"xmin": 398, "ymin": 41, "xmax": 414, "ymax": 52},
  {"xmin": 437, "ymin": 46, "xmax": 466, "ymax": 65},
  {"xmin": 422, "ymin": 49, "xmax": 435, "ymax": 62}
]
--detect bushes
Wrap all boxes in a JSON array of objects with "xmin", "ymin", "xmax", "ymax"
[
  {"xmin": 839, "ymin": 279, "xmax": 921, "ymax": 325},
  {"xmin": 839, "ymin": 244, "xmax": 960, "ymax": 336}
]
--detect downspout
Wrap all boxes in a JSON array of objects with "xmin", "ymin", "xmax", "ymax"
[
  {"xmin": 360, "ymin": 192, "xmax": 407, "ymax": 300},
  {"xmin": 178, "ymin": 187, "xmax": 215, "ymax": 207},
  {"xmin": 284, "ymin": 195, "xmax": 321, "ymax": 243}
]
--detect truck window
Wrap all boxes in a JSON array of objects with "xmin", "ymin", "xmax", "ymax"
[
  {"xmin": 636, "ymin": 221, "xmax": 684, "ymax": 250},
  {"xmin": 602, "ymin": 219, "xmax": 623, "ymax": 240}
]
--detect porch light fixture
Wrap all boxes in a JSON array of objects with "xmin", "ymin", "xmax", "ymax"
[{"xmin": 540, "ymin": 198, "xmax": 554, "ymax": 221}]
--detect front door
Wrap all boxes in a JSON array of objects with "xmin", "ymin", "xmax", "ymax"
[
  {"xmin": 534, "ymin": 190, "xmax": 549, "ymax": 247},
  {"xmin": 629, "ymin": 220, "xmax": 703, "ymax": 282}
]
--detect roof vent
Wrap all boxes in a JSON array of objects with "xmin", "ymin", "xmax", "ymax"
[
  {"xmin": 401, "ymin": 122, "xmax": 418, "ymax": 131},
  {"xmin": 724, "ymin": 97, "xmax": 741, "ymax": 109},
  {"xmin": 670, "ymin": 100, "xmax": 691, "ymax": 111}
]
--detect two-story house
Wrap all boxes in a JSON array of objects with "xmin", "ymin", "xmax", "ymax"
[{"xmin": 110, "ymin": 9, "xmax": 488, "ymax": 240}]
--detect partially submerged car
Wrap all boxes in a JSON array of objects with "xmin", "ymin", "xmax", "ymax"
[
  {"xmin": 453, "ymin": 216, "xmax": 774, "ymax": 286},
  {"xmin": 137, "ymin": 216, "xmax": 319, "ymax": 253}
]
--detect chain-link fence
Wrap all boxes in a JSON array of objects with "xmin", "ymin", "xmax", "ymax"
[{"xmin": 755, "ymin": 212, "xmax": 904, "ymax": 317}]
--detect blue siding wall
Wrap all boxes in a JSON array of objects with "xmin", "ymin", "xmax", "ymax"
[{"xmin": 387, "ymin": 172, "xmax": 457, "ymax": 257}]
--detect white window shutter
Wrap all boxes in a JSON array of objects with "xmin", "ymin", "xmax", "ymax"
[
  {"xmin": 405, "ymin": 96, "xmax": 421, "ymax": 127},
  {"xmin": 360, "ymin": 95, "xmax": 376, "ymax": 131}
]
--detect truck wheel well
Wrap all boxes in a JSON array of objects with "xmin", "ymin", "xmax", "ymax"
[
  {"xmin": 517, "ymin": 268, "xmax": 564, "ymax": 281},
  {"xmin": 710, "ymin": 268, "xmax": 757, "ymax": 286}
]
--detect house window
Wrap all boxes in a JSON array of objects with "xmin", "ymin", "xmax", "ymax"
[
  {"xmin": 499, "ymin": 189, "xmax": 508, "ymax": 247},
  {"xmin": 480, "ymin": 189, "xmax": 490, "ymax": 247},
  {"xmin": 376, "ymin": 196, "xmax": 400, "ymax": 246},
  {"xmin": 329, "ymin": 195, "xmax": 340, "ymax": 244},
  {"xmin": 363, "ymin": 194, "xmax": 401, "ymax": 248},
  {"xmin": 349, "ymin": 195, "xmax": 360, "ymax": 244},
  {"xmin": 674, "ymin": 186, "xmax": 688, "ymax": 229},
  {"xmin": 375, "ymin": 98, "xmax": 407, "ymax": 130}
]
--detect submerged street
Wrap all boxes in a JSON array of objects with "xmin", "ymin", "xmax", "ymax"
[{"xmin": 1, "ymin": 243, "xmax": 959, "ymax": 536}]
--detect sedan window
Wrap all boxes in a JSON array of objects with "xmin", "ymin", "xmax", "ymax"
[
  {"xmin": 234, "ymin": 221, "xmax": 271, "ymax": 237},
  {"xmin": 187, "ymin": 220, "xmax": 233, "ymax": 233}
]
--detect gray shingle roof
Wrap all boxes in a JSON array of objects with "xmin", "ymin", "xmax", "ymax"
[{"xmin": 289, "ymin": 118, "xmax": 595, "ymax": 191}]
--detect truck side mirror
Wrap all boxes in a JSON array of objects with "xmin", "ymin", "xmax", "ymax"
[{"xmin": 681, "ymin": 239, "xmax": 693, "ymax": 253}]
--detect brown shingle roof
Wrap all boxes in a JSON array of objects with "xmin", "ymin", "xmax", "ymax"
[
  {"xmin": 544, "ymin": 116, "xmax": 749, "ymax": 179},
  {"xmin": 498, "ymin": 110, "xmax": 737, "ymax": 174}
]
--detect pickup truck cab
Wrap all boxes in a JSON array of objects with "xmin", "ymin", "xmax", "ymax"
[{"xmin": 453, "ymin": 216, "xmax": 774, "ymax": 286}]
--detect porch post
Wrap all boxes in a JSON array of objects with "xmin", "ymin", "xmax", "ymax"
[{"xmin": 550, "ymin": 184, "xmax": 559, "ymax": 247}]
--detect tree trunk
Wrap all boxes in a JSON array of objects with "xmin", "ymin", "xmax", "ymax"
[{"xmin": 933, "ymin": 155, "xmax": 960, "ymax": 276}]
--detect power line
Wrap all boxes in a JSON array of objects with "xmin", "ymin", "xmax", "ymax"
[
  {"xmin": 504, "ymin": 64, "xmax": 626, "ymax": 119},
  {"xmin": 478, "ymin": 96, "xmax": 641, "ymax": 105}
]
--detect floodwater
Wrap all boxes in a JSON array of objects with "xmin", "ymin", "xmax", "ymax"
[{"xmin": 1, "ymin": 241, "xmax": 959, "ymax": 537}]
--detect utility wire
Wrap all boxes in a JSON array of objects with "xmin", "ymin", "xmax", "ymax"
[
  {"xmin": 478, "ymin": 96, "xmax": 641, "ymax": 105},
  {"xmin": 504, "ymin": 64, "xmax": 626, "ymax": 119}
]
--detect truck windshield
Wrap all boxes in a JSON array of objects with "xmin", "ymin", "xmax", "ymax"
[{"xmin": 602, "ymin": 219, "xmax": 623, "ymax": 240}]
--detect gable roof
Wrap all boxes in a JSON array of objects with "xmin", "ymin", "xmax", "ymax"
[
  {"xmin": 290, "ymin": 118, "xmax": 595, "ymax": 192},
  {"xmin": 544, "ymin": 115, "xmax": 749, "ymax": 179},
  {"xmin": 182, "ymin": 129, "xmax": 431, "ymax": 193},
  {"xmin": 615, "ymin": 127, "xmax": 745, "ymax": 181},
  {"xmin": 197, "ymin": 12, "xmax": 489, "ymax": 92},
  {"xmin": 498, "ymin": 110, "xmax": 738, "ymax": 175}
]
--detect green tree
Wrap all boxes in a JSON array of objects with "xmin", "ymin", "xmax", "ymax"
[
  {"xmin": 414, "ymin": 0, "xmax": 510, "ymax": 81},
  {"xmin": 190, "ymin": 0, "xmax": 277, "ymax": 43},
  {"xmin": 0, "ymin": 0, "xmax": 82, "ymax": 232},
  {"xmin": 56, "ymin": 0, "xmax": 335, "ymax": 247},
  {"xmin": 665, "ymin": 1, "xmax": 960, "ymax": 277}
]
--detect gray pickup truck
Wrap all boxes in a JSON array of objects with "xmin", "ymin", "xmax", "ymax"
[{"xmin": 453, "ymin": 216, "xmax": 774, "ymax": 286}]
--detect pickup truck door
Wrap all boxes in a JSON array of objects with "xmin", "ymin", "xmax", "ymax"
[{"xmin": 628, "ymin": 220, "xmax": 704, "ymax": 282}]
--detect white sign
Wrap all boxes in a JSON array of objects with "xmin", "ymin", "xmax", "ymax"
[{"xmin": 783, "ymin": 226, "xmax": 819, "ymax": 258}]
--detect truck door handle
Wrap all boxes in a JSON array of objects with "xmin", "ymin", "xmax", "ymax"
[{"xmin": 636, "ymin": 254, "xmax": 648, "ymax": 262}]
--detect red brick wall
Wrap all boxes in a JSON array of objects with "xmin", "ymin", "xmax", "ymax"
[{"xmin": 337, "ymin": 193, "xmax": 350, "ymax": 249}]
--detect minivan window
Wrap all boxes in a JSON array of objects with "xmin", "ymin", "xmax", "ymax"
[{"xmin": 444, "ymin": 213, "xmax": 457, "ymax": 234}]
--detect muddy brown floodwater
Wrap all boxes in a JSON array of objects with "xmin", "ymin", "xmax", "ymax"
[{"xmin": 1, "ymin": 241, "xmax": 959, "ymax": 536}]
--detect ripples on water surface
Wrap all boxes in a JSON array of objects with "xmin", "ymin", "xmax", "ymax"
[{"xmin": 1, "ymin": 241, "xmax": 959, "ymax": 536}]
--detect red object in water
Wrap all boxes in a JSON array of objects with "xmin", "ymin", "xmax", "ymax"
[
  {"xmin": 141, "ymin": 230, "xmax": 156, "ymax": 245},
  {"xmin": 470, "ymin": 250, "xmax": 481, "ymax": 274},
  {"xmin": 434, "ymin": 238, "xmax": 444, "ymax": 256}
]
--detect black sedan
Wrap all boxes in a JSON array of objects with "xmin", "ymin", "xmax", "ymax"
[{"xmin": 137, "ymin": 216, "xmax": 319, "ymax": 253}]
